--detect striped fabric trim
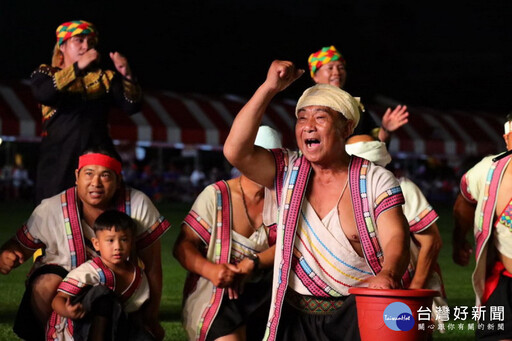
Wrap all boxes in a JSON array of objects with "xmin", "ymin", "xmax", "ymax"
[
  {"xmin": 62, "ymin": 188, "xmax": 86, "ymax": 268},
  {"xmin": 61, "ymin": 186, "xmax": 131, "ymax": 268},
  {"xmin": 91, "ymin": 257, "xmax": 115, "ymax": 289},
  {"xmin": 267, "ymin": 155, "xmax": 311, "ymax": 341},
  {"xmin": 409, "ymin": 208, "xmax": 439, "ymax": 233},
  {"xmin": 299, "ymin": 212, "xmax": 371, "ymax": 277},
  {"xmin": 57, "ymin": 278, "xmax": 85, "ymax": 296},
  {"xmin": 497, "ymin": 198, "xmax": 512, "ymax": 232},
  {"xmin": 197, "ymin": 181, "xmax": 232, "ymax": 341},
  {"xmin": 374, "ymin": 186, "xmax": 405, "ymax": 219},
  {"xmin": 349, "ymin": 157, "xmax": 381, "ymax": 274},
  {"xmin": 295, "ymin": 231, "xmax": 356, "ymax": 288},
  {"xmin": 475, "ymin": 156, "xmax": 510, "ymax": 259},
  {"xmin": 184, "ymin": 211, "xmax": 212, "ymax": 245},
  {"xmin": 291, "ymin": 252, "xmax": 343, "ymax": 297},
  {"xmin": 349, "ymin": 157, "xmax": 411, "ymax": 286},
  {"xmin": 48, "ymin": 257, "xmax": 119, "ymax": 341},
  {"xmin": 16, "ymin": 224, "xmax": 44, "ymax": 250},
  {"xmin": 46, "ymin": 310, "xmax": 73, "ymax": 341},
  {"xmin": 136, "ymin": 216, "xmax": 171, "ymax": 249}
]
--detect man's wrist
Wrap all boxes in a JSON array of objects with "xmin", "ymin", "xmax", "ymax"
[
  {"xmin": 246, "ymin": 253, "xmax": 260, "ymax": 272},
  {"xmin": 380, "ymin": 125, "xmax": 391, "ymax": 134}
]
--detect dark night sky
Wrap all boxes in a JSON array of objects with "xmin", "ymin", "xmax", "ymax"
[{"xmin": 2, "ymin": 0, "xmax": 512, "ymax": 112}]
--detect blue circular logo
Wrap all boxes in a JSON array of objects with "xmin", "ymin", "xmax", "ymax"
[{"xmin": 383, "ymin": 302, "xmax": 415, "ymax": 331}]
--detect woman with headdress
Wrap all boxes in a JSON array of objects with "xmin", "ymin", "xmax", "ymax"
[{"xmin": 308, "ymin": 45, "xmax": 409, "ymax": 143}]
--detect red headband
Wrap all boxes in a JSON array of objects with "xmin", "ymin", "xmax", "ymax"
[{"xmin": 78, "ymin": 153, "xmax": 122, "ymax": 175}]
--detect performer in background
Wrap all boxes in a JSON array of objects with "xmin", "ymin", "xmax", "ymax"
[
  {"xmin": 453, "ymin": 113, "xmax": 512, "ymax": 340},
  {"xmin": 308, "ymin": 45, "xmax": 408, "ymax": 142},
  {"xmin": 30, "ymin": 20, "xmax": 142, "ymax": 205},
  {"xmin": 0, "ymin": 148, "xmax": 169, "ymax": 340},
  {"xmin": 174, "ymin": 126, "xmax": 282, "ymax": 341}
]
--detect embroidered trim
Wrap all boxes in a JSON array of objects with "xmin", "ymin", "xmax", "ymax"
[
  {"xmin": 374, "ymin": 186, "xmax": 405, "ymax": 219},
  {"xmin": 299, "ymin": 211, "xmax": 372, "ymax": 277},
  {"xmin": 409, "ymin": 208, "xmax": 439, "ymax": 233},
  {"xmin": 475, "ymin": 158, "xmax": 509, "ymax": 258},
  {"xmin": 136, "ymin": 216, "xmax": 171, "ymax": 249},
  {"xmin": 57, "ymin": 278, "xmax": 86, "ymax": 296},
  {"xmin": 499, "ymin": 200, "xmax": 512, "ymax": 232},
  {"xmin": 61, "ymin": 188, "xmax": 86, "ymax": 268},
  {"xmin": 53, "ymin": 64, "xmax": 78, "ymax": 90},
  {"xmin": 16, "ymin": 224, "xmax": 44, "ymax": 250},
  {"xmin": 285, "ymin": 289, "xmax": 345, "ymax": 315},
  {"xmin": 266, "ymin": 155, "xmax": 311, "ymax": 341},
  {"xmin": 184, "ymin": 211, "xmax": 212, "ymax": 245},
  {"xmin": 197, "ymin": 181, "xmax": 232, "ymax": 341}
]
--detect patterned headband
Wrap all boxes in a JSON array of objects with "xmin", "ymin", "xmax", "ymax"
[
  {"xmin": 308, "ymin": 45, "xmax": 346, "ymax": 78},
  {"xmin": 56, "ymin": 20, "xmax": 97, "ymax": 46}
]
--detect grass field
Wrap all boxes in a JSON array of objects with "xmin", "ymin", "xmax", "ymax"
[{"xmin": 0, "ymin": 199, "xmax": 478, "ymax": 340}]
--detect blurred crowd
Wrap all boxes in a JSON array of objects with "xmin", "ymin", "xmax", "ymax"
[{"xmin": 0, "ymin": 149, "xmax": 473, "ymax": 206}]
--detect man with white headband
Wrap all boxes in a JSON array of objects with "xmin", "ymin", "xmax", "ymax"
[
  {"xmin": 453, "ymin": 113, "xmax": 512, "ymax": 340},
  {"xmin": 0, "ymin": 148, "xmax": 170, "ymax": 340},
  {"xmin": 224, "ymin": 60, "xmax": 410, "ymax": 341},
  {"xmin": 346, "ymin": 134, "xmax": 447, "ymax": 320}
]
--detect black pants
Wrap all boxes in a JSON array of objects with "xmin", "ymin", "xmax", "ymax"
[
  {"xmin": 476, "ymin": 273, "xmax": 512, "ymax": 341},
  {"xmin": 206, "ymin": 270, "xmax": 273, "ymax": 341},
  {"xmin": 277, "ymin": 294, "xmax": 361, "ymax": 341}
]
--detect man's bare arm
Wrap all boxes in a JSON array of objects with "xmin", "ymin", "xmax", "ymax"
[
  {"xmin": 453, "ymin": 193, "xmax": 475, "ymax": 266},
  {"xmin": 409, "ymin": 223, "xmax": 442, "ymax": 289},
  {"xmin": 224, "ymin": 60, "xmax": 303, "ymax": 188},
  {"xmin": 368, "ymin": 206, "xmax": 410, "ymax": 289}
]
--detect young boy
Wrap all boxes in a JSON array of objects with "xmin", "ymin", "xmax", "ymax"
[{"xmin": 50, "ymin": 210, "xmax": 153, "ymax": 341}]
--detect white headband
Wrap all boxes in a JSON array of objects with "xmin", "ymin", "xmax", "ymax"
[
  {"xmin": 345, "ymin": 140, "xmax": 392, "ymax": 167},
  {"xmin": 505, "ymin": 121, "xmax": 512, "ymax": 135},
  {"xmin": 296, "ymin": 84, "xmax": 360, "ymax": 133},
  {"xmin": 254, "ymin": 125, "xmax": 282, "ymax": 149}
]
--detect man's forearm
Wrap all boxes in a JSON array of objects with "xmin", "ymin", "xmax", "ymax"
[
  {"xmin": 224, "ymin": 83, "xmax": 277, "ymax": 167},
  {"xmin": 381, "ymin": 235, "xmax": 410, "ymax": 282},
  {"xmin": 140, "ymin": 241, "xmax": 163, "ymax": 320}
]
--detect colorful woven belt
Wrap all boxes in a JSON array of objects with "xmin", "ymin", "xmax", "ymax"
[{"xmin": 285, "ymin": 289, "xmax": 346, "ymax": 315}]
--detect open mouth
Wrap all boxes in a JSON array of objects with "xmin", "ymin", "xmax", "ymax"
[
  {"xmin": 89, "ymin": 191, "xmax": 104, "ymax": 198},
  {"xmin": 305, "ymin": 138, "xmax": 320, "ymax": 148}
]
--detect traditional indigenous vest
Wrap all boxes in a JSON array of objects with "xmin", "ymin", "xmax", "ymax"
[
  {"xmin": 16, "ymin": 186, "xmax": 131, "ymax": 274},
  {"xmin": 47, "ymin": 257, "xmax": 146, "ymax": 341},
  {"xmin": 60, "ymin": 186, "xmax": 131, "ymax": 268},
  {"xmin": 460, "ymin": 154, "xmax": 512, "ymax": 305},
  {"xmin": 264, "ymin": 149, "xmax": 406, "ymax": 341},
  {"xmin": 182, "ymin": 181, "xmax": 273, "ymax": 341}
]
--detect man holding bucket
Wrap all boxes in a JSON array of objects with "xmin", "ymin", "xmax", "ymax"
[
  {"xmin": 224, "ymin": 60, "xmax": 411, "ymax": 341},
  {"xmin": 453, "ymin": 113, "xmax": 512, "ymax": 340}
]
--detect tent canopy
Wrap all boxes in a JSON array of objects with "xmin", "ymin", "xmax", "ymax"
[{"xmin": 0, "ymin": 80, "xmax": 505, "ymax": 157}]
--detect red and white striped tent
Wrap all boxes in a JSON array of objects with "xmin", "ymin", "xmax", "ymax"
[{"xmin": 0, "ymin": 80, "xmax": 505, "ymax": 157}]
